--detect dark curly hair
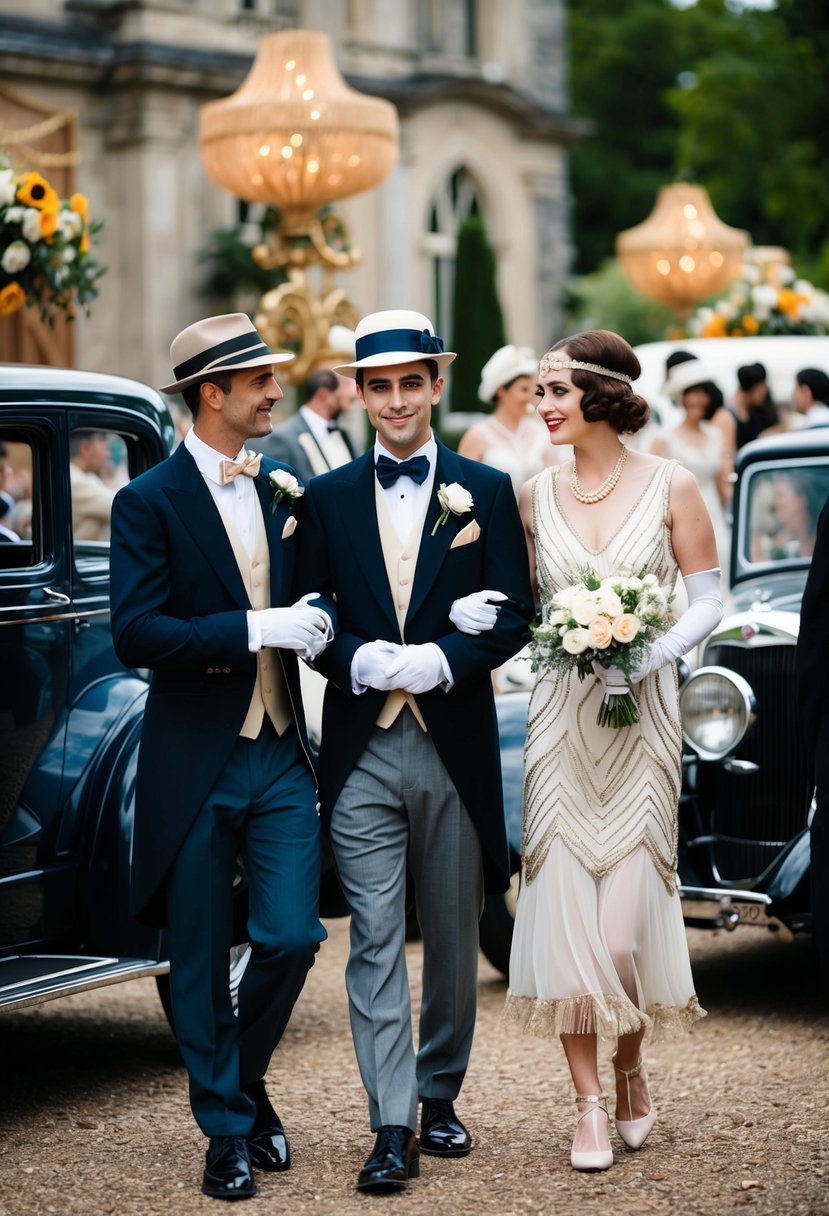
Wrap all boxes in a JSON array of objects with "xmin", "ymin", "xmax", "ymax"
[{"xmin": 545, "ymin": 330, "xmax": 650, "ymax": 434}]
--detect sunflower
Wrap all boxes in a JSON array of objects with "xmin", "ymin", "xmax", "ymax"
[
  {"xmin": 15, "ymin": 171, "xmax": 60, "ymax": 213},
  {"xmin": 0, "ymin": 282, "xmax": 25, "ymax": 316}
]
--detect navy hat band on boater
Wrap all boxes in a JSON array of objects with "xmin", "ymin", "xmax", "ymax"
[
  {"xmin": 355, "ymin": 327, "xmax": 446, "ymax": 363},
  {"xmin": 172, "ymin": 331, "xmax": 272, "ymax": 384}
]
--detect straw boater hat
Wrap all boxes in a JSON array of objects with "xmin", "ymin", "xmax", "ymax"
[
  {"xmin": 663, "ymin": 358, "xmax": 719, "ymax": 403},
  {"xmin": 333, "ymin": 309, "xmax": 456, "ymax": 379},
  {"xmin": 160, "ymin": 312, "xmax": 293, "ymax": 395},
  {"xmin": 478, "ymin": 344, "xmax": 538, "ymax": 404}
]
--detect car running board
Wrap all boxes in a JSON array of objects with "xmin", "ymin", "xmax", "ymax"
[{"xmin": 0, "ymin": 953, "xmax": 169, "ymax": 1012}]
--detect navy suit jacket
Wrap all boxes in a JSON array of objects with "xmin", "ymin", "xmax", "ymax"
[
  {"xmin": 796, "ymin": 494, "xmax": 829, "ymax": 757},
  {"xmin": 293, "ymin": 442, "xmax": 534, "ymax": 894},
  {"xmin": 110, "ymin": 442, "xmax": 317, "ymax": 926}
]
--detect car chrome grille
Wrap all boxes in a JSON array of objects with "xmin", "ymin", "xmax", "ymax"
[{"xmin": 698, "ymin": 639, "xmax": 812, "ymax": 881}]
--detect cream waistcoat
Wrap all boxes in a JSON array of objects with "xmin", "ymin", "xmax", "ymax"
[
  {"xmin": 213, "ymin": 492, "xmax": 293, "ymax": 738},
  {"xmin": 374, "ymin": 477, "xmax": 428, "ymax": 732}
]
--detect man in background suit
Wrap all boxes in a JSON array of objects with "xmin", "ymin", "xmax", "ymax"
[
  {"xmin": 254, "ymin": 367, "xmax": 357, "ymax": 481},
  {"xmin": 796, "ymin": 491, "xmax": 829, "ymax": 994},
  {"xmin": 295, "ymin": 309, "xmax": 533, "ymax": 1193},
  {"xmin": 110, "ymin": 313, "xmax": 333, "ymax": 1201}
]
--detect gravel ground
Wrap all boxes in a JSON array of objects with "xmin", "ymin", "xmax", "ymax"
[{"xmin": 1, "ymin": 919, "xmax": 827, "ymax": 1216}]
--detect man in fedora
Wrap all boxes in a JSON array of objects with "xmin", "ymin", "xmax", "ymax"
[
  {"xmin": 109, "ymin": 313, "xmax": 333, "ymax": 1201},
  {"xmin": 294, "ymin": 309, "xmax": 534, "ymax": 1192}
]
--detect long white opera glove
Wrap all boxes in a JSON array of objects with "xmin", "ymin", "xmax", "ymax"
[
  {"xmin": 382, "ymin": 642, "xmax": 449, "ymax": 694},
  {"xmin": 351, "ymin": 641, "xmax": 405, "ymax": 693},
  {"xmin": 251, "ymin": 600, "xmax": 332, "ymax": 660},
  {"xmin": 449, "ymin": 589, "xmax": 508, "ymax": 635},
  {"xmin": 630, "ymin": 567, "xmax": 723, "ymax": 684}
]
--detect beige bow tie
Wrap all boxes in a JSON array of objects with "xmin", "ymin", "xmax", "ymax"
[{"xmin": 219, "ymin": 451, "xmax": 262, "ymax": 485}]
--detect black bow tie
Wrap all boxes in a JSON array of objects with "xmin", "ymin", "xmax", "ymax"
[
  {"xmin": 375, "ymin": 454, "xmax": 430, "ymax": 489},
  {"xmin": 326, "ymin": 422, "xmax": 341, "ymax": 433}
]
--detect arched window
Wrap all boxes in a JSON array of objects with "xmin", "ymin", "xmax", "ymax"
[{"xmin": 422, "ymin": 167, "xmax": 482, "ymax": 337}]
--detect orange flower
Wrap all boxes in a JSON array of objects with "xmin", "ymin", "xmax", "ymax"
[
  {"xmin": 39, "ymin": 205, "xmax": 60, "ymax": 239},
  {"xmin": 80, "ymin": 231, "xmax": 89, "ymax": 254},
  {"xmin": 742, "ymin": 315, "xmax": 760, "ymax": 335},
  {"xmin": 69, "ymin": 192, "xmax": 89, "ymax": 224},
  {"xmin": 15, "ymin": 171, "xmax": 59, "ymax": 212},
  {"xmin": 0, "ymin": 282, "xmax": 25, "ymax": 316},
  {"xmin": 731, "ymin": 326, "xmax": 746, "ymax": 337},
  {"xmin": 777, "ymin": 289, "xmax": 808, "ymax": 319},
  {"xmin": 703, "ymin": 315, "xmax": 727, "ymax": 338}
]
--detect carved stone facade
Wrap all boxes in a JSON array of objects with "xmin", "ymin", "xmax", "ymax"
[{"xmin": 0, "ymin": 0, "xmax": 585, "ymax": 402}]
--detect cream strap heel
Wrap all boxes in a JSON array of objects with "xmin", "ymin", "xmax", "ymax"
[
  {"xmin": 571, "ymin": 1094, "xmax": 613, "ymax": 1171},
  {"xmin": 612, "ymin": 1055, "xmax": 657, "ymax": 1149}
]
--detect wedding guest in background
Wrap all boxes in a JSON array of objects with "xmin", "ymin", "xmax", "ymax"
[
  {"xmin": 69, "ymin": 430, "xmax": 117, "ymax": 541},
  {"xmin": 501, "ymin": 330, "xmax": 721, "ymax": 1173},
  {"xmin": 253, "ymin": 367, "xmax": 358, "ymax": 482},
  {"xmin": 793, "ymin": 368, "xmax": 829, "ymax": 428},
  {"xmin": 458, "ymin": 344, "xmax": 558, "ymax": 498}
]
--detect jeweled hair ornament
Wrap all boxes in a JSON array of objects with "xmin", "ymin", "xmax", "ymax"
[{"xmin": 539, "ymin": 354, "xmax": 633, "ymax": 384}]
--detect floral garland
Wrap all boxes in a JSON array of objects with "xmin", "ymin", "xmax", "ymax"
[
  {"xmin": 0, "ymin": 156, "xmax": 105, "ymax": 320},
  {"xmin": 688, "ymin": 258, "xmax": 829, "ymax": 338}
]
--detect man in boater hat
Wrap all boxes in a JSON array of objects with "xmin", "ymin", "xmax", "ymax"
[
  {"xmin": 294, "ymin": 309, "xmax": 534, "ymax": 1192},
  {"xmin": 109, "ymin": 314, "xmax": 333, "ymax": 1201}
]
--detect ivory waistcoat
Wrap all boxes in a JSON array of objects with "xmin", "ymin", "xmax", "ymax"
[
  {"xmin": 374, "ymin": 479, "xmax": 428, "ymax": 732},
  {"xmin": 214, "ymin": 493, "xmax": 293, "ymax": 738}
]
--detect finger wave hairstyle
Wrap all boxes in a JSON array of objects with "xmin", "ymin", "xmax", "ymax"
[{"xmin": 546, "ymin": 329, "xmax": 650, "ymax": 434}]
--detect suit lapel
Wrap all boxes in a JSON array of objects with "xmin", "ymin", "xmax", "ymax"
[
  {"xmin": 253, "ymin": 468, "xmax": 291, "ymax": 604},
  {"xmin": 408, "ymin": 443, "xmax": 469, "ymax": 622},
  {"xmin": 341, "ymin": 453, "xmax": 399, "ymax": 626},
  {"xmin": 164, "ymin": 444, "xmax": 251, "ymax": 607}
]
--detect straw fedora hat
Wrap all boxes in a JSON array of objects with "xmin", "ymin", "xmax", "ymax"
[
  {"xmin": 478, "ymin": 344, "xmax": 538, "ymax": 404},
  {"xmin": 160, "ymin": 312, "xmax": 293, "ymax": 395},
  {"xmin": 664, "ymin": 358, "xmax": 719, "ymax": 403},
  {"xmin": 334, "ymin": 309, "xmax": 456, "ymax": 379}
]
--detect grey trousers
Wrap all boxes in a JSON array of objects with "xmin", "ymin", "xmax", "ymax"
[{"xmin": 329, "ymin": 708, "xmax": 484, "ymax": 1131}]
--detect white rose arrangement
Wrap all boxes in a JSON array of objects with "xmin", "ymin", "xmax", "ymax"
[
  {"xmin": 268, "ymin": 469, "xmax": 305, "ymax": 514},
  {"xmin": 431, "ymin": 481, "xmax": 473, "ymax": 536},
  {"xmin": 529, "ymin": 567, "xmax": 672, "ymax": 728}
]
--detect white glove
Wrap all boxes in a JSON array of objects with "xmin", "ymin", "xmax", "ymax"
[
  {"xmin": 591, "ymin": 660, "xmax": 630, "ymax": 699},
  {"xmin": 631, "ymin": 567, "xmax": 723, "ymax": 684},
  {"xmin": 382, "ymin": 643, "xmax": 448, "ymax": 694},
  {"xmin": 449, "ymin": 589, "xmax": 508, "ymax": 635},
  {"xmin": 255, "ymin": 602, "xmax": 332, "ymax": 659},
  {"xmin": 352, "ymin": 641, "xmax": 405, "ymax": 692}
]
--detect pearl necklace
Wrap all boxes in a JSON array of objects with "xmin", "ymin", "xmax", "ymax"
[{"xmin": 570, "ymin": 444, "xmax": 627, "ymax": 504}]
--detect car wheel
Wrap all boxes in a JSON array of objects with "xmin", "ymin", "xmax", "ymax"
[{"xmin": 478, "ymin": 852, "xmax": 520, "ymax": 977}]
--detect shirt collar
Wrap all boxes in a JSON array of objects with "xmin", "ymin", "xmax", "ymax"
[
  {"xmin": 185, "ymin": 426, "xmax": 249, "ymax": 487},
  {"xmin": 300, "ymin": 405, "xmax": 332, "ymax": 444},
  {"xmin": 373, "ymin": 433, "xmax": 436, "ymax": 466}
]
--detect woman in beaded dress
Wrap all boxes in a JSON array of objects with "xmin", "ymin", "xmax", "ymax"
[{"xmin": 503, "ymin": 331, "xmax": 722, "ymax": 1173}]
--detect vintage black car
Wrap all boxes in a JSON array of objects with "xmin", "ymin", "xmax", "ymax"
[
  {"xmin": 677, "ymin": 427, "xmax": 828, "ymax": 949},
  {"xmin": 0, "ymin": 365, "xmax": 175, "ymax": 1013}
]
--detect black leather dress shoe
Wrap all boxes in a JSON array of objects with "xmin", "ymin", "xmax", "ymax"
[
  {"xmin": 243, "ymin": 1081, "xmax": 291, "ymax": 1172},
  {"xmin": 419, "ymin": 1098, "xmax": 472, "ymax": 1157},
  {"xmin": 356, "ymin": 1125, "xmax": 420, "ymax": 1192},
  {"xmin": 202, "ymin": 1135, "xmax": 256, "ymax": 1201}
]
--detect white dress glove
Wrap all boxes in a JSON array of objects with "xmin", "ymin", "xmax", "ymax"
[
  {"xmin": 449, "ymin": 589, "xmax": 508, "ymax": 635},
  {"xmin": 254, "ymin": 601, "xmax": 332, "ymax": 660},
  {"xmin": 382, "ymin": 642, "xmax": 449, "ymax": 694},
  {"xmin": 631, "ymin": 567, "xmax": 723, "ymax": 684},
  {"xmin": 352, "ymin": 641, "xmax": 405, "ymax": 692}
]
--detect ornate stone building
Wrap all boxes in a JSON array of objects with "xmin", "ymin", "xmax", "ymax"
[{"xmin": 0, "ymin": 0, "xmax": 584, "ymax": 404}]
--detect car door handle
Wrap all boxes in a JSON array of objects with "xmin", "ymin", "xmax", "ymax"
[{"xmin": 43, "ymin": 586, "xmax": 71, "ymax": 605}]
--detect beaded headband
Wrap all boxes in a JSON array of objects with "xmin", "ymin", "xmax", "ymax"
[{"xmin": 538, "ymin": 354, "xmax": 633, "ymax": 384}]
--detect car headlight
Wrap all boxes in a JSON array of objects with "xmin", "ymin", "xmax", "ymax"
[{"xmin": 679, "ymin": 666, "xmax": 755, "ymax": 761}]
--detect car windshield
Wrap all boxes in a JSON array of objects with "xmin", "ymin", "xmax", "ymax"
[{"xmin": 740, "ymin": 458, "xmax": 829, "ymax": 571}]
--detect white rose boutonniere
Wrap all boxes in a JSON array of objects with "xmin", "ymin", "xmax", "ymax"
[
  {"xmin": 269, "ymin": 469, "xmax": 305, "ymax": 515},
  {"xmin": 431, "ymin": 481, "xmax": 473, "ymax": 536}
]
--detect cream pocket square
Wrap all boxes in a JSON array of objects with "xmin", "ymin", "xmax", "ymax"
[
  {"xmin": 281, "ymin": 515, "xmax": 298, "ymax": 539},
  {"xmin": 450, "ymin": 519, "xmax": 481, "ymax": 549}
]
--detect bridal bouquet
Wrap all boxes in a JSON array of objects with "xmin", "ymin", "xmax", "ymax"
[{"xmin": 529, "ymin": 567, "xmax": 672, "ymax": 728}]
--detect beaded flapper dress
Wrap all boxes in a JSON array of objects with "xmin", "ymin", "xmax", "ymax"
[{"xmin": 504, "ymin": 462, "xmax": 706, "ymax": 1041}]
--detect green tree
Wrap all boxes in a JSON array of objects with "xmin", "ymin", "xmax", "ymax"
[{"xmin": 449, "ymin": 215, "xmax": 506, "ymax": 411}]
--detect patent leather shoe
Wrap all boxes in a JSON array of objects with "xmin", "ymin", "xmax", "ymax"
[
  {"xmin": 243, "ymin": 1081, "xmax": 291, "ymax": 1172},
  {"xmin": 202, "ymin": 1135, "xmax": 256, "ymax": 1201},
  {"xmin": 356, "ymin": 1125, "xmax": 420, "ymax": 1192},
  {"xmin": 419, "ymin": 1097, "xmax": 472, "ymax": 1157}
]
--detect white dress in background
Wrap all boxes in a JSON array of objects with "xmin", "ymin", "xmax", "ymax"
[
  {"xmin": 469, "ymin": 414, "xmax": 559, "ymax": 499},
  {"xmin": 660, "ymin": 423, "xmax": 730, "ymax": 572},
  {"xmin": 504, "ymin": 463, "xmax": 705, "ymax": 1041}
]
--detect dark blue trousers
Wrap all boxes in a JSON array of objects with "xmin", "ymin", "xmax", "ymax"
[{"xmin": 166, "ymin": 722, "xmax": 326, "ymax": 1136}]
